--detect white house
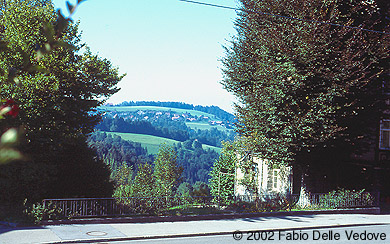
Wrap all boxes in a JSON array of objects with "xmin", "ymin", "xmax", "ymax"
[{"xmin": 235, "ymin": 155, "xmax": 293, "ymax": 199}]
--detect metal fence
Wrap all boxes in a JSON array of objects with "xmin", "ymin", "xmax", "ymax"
[
  {"xmin": 42, "ymin": 192, "xmax": 377, "ymax": 219},
  {"xmin": 233, "ymin": 192, "xmax": 376, "ymax": 209},
  {"xmin": 42, "ymin": 196, "xmax": 214, "ymax": 218}
]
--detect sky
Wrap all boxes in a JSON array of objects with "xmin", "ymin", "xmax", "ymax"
[{"xmin": 52, "ymin": 0, "xmax": 239, "ymax": 113}]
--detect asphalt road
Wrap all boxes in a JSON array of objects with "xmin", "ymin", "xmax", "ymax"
[{"xmin": 108, "ymin": 224, "xmax": 390, "ymax": 244}]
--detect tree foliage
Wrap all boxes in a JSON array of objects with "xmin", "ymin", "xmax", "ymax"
[
  {"xmin": 153, "ymin": 144, "xmax": 183, "ymax": 197},
  {"xmin": 0, "ymin": 0, "xmax": 123, "ymax": 202},
  {"xmin": 222, "ymin": 0, "xmax": 390, "ymax": 166},
  {"xmin": 209, "ymin": 141, "xmax": 237, "ymax": 204}
]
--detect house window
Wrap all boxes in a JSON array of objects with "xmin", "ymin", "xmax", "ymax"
[
  {"xmin": 272, "ymin": 169, "xmax": 279, "ymax": 190},
  {"xmin": 380, "ymin": 120, "xmax": 390, "ymax": 150}
]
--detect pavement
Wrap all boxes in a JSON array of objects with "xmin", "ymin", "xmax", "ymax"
[{"xmin": 1, "ymin": 212, "xmax": 390, "ymax": 244}]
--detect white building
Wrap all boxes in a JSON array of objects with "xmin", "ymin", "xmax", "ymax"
[{"xmin": 235, "ymin": 155, "xmax": 293, "ymax": 199}]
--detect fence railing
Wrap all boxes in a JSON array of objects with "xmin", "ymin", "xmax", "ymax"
[
  {"xmin": 42, "ymin": 196, "xmax": 214, "ymax": 218},
  {"xmin": 42, "ymin": 192, "xmax": 377, "ymax": 219},
  {"xmin": 233, "ymin": 192, "xmax": 376, "ymax": 209}
]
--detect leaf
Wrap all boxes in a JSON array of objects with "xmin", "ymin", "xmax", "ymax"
[
  {"xmin": 6, "ymin": 68, "xmax": 17, "ymax": 84},
  {"xmin": 27, "ymin": 65, "xmax": 49, "ymax": 73},
  {"xmin": 0, "ymin": 40, "xmax": 9, "ymax": 51},
  {"xmin": 54, "ymin": 40, "xmax": 77, "ymax": 50},
  {"xmin": 42, "ymin": 22, "xmax": 55, "ymax": 43},
  {"xmin": 55, "ymin": 9, "xmax": 69, "ymax": 37},
  {"xmin": 0, "ymin": 148, "xmax": 23, "ymax": 164},
  {"xmin": 0, "ymin": 106, "xmax": 11, "ymax": 116},
  {"xmin": 66, "ymin": 1, "xmax": 75, "ymax": 15},
  {"xmin": 13, "ymin": 76, "xmax": 21, "ymax": 86},
  {"xmin": 0, "ymin": 128, "xmax": 19, "ymax": 145},
  {"xmin": 36, "ymin": 50, "xmax": 44, "ymax": 61}
]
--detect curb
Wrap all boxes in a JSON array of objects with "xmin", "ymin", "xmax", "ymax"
[{"xmin": 41, "ymin": 207, "xmax": 380, "ymax": 225}]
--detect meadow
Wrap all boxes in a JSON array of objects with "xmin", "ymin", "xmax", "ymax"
[{"xmin": 107, "ymin": 132, "xmax": 221, "ymax": 154}]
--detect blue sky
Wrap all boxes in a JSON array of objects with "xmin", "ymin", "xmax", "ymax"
[{"xmin": 52, "ymin": 0, "xmax": 239, "ymax": 113}]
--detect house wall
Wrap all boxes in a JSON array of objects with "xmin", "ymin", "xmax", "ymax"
[{"xmin": 235, "ymin": 156, "xmax": 293, "ymax": 198}]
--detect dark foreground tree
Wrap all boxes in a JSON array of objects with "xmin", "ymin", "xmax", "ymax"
[
  {"xmin": 222, "ymin": 0, "xmax": 389, "ymax": 202},
  {"xmin": 0, "ymin": 0, "xmax": 124, "ymax": 203}
]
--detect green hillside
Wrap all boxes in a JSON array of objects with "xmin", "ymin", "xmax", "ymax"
[
  {"xmin": 185, "ymin": 122, "xmax": 233, "ymax": 131},
  {"xmin": 107, "ymin": 132, "xmax": 221, "ymax": 154},
  {"xmin": 99, "ymin": 106, "xmax": 219, "ymax": 119}
]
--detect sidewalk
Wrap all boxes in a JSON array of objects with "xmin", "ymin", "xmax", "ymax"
[{"xmin": 1, "ymin": 212, "xmax": 390, "ymax": 244}]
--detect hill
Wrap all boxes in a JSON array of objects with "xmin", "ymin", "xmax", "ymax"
[
  {"xmin": 100, "ymin": 105, "xmax": 217, "ymax": 119},
  {"xmin": 91, "ymin": 101, "xmax": 236, "ymax": 184},
  {"xmin": 96, "ymin": 104, "xmax": 236, "ymax": 148},
  {"xmin": 107, "ymin": 132, "xmax": 221, "ymax": 155},
  {"xmin": 116, "ymin": 101, "xmax": 235, "ymax": 121},
  {"xmin": 89, "ymin": 131, "xmax": 220, "ymax": 183}
]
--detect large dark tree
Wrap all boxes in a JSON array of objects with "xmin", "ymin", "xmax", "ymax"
[
  {"xmin": 222, "ymin": 0, "xmax": 389, "ymax": 197},
  {"xmin": 0, "ymin": 0, "xmax": 124, "ymax": 202}
]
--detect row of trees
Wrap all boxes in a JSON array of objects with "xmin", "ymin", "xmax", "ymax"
[{"xmin": 113, "ymin": 144, "xmax": 182, "ymax": 200}]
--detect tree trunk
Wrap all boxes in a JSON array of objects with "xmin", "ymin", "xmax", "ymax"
[{"xmin": 297, "ymin": 170, "xmax": 311, "ymax": 208}]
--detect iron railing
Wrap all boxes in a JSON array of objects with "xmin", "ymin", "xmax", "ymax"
[
  {"xmin": 42, "ymin": 192, "xmax": 377, "ymax": 219},
  {"xmin": 42, "ymin": 196, "xmax": 214, "ymax": 218},
  {"xmin": 233, "ymin": 192, "xmax": 376, "ymax": 209}
]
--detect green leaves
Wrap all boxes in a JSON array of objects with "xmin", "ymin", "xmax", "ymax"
[
  {"xmin": 0, "ymin": 0, "xmax": 121, "ymax": 203},
  {"xmin": 209, "ymin": 141, "xmax": 236, "ymax": 204},
  {"xmin": 222, "ymin": 0, "xmax": 389, "ymax": 165},
  {"xmin": 153, "ymin": 143, "xmax": 183, "ymax": 197},
  {"xmin": 0, "ymin": 127, "xmax": 24, "ymax": 164}
]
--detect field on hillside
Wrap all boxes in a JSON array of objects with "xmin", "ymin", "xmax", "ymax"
[
  {"xmin": 107, "ymin": 132, "xmax": 221, "ymax": 155},
  {"xmin": 99, "ymin": 106, "xmax": 219, "ymax": 119},
  {"xmin": 185, "ymin": 122, "xmax": 233, "ymax": 131}
]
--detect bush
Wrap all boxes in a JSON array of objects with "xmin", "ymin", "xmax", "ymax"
[
  {"xmin": 23, "ymin": 200, "xmax": 65, "ymax": 224},
  {"xmin": 318, "ymin": 189, "xmax": 374, "ymax": 209},
  {"xmin": 228, "ymin": 194, "xmax": 293, "ymax": 213}
]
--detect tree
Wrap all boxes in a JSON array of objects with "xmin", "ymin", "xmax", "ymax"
[
  {"xmin": 221, "ymin": 0, "xmax": 390, "ymax": 199},
  {"xmin": 176, "ymin": 182, "xmax": 192, "ymax": 197},
  {"xmin": 192, "ymin": 181, "xmax": 210, "ymax": 197},
  {"xmin": 153, "ymin": 144, "xmax": 183, "ymax": 197},
  {"xmin": 0, "ymin": 0, "xmax": 124, "ymax": 202},
  {"xmin": 209, "ymin": 141, "xmax": 236, "ymax": 204}
]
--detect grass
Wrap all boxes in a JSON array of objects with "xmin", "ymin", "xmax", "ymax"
[
  {"xmin": 166, "ymin": 204, "xmax": 228, "ymax": 216},
  {"xmin": 185, "ymin": 122, "xmax": 233, "ymax": 132},
  {"xmin": 107, "ymin": 132, "xmax": 221, "ymax": 154},
  {"xmin": 99, "ymin": 106, "xmax": 219, "ymax": 119}
]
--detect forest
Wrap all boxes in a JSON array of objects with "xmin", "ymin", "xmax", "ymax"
[{"xmin": 88, "ymin": 131, "xmax": 220, "ymax": 184}]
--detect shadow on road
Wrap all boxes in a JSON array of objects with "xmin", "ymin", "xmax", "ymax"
[{"xmin": 0, "ymin": 224, "xmax": 46, "ymax": 235}]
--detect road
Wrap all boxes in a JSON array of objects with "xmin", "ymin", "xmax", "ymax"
[
  {"xmin": 2, "ymin": 213, "xmax": 390, "ymax": 243},
  {"xmin": 109, "ymin": 225, "xmax": 390, "ymax": 244}
]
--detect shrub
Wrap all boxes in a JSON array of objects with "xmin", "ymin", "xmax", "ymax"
[
  {"xmin": 318, "ymin": 189, "xmax": 374, "ymax": 209},
  {"xmin": 23, "ymin": 200, "xmax": 65, "ymax": 224}
]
